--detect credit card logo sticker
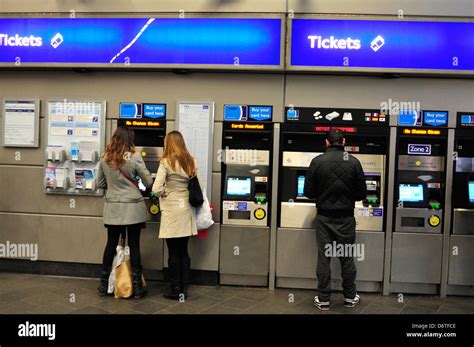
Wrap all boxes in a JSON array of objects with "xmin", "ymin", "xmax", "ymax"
[
  {"xmin": 372, "ymin": 208, "xmax": 383, "ymax": 217},
  {"xmin": 237, "ymin": 202, "xmax": 248, "ymax": 211}
]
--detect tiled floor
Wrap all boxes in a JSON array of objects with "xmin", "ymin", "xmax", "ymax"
[{"xmin": 0, "ymin": 273, "xmax": 473, "ymax": 314}]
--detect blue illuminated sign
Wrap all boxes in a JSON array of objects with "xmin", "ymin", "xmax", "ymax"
[
  {"xmin": 224, "ymin": 105, "xmax": 248, "ymax": 121},
  {"xmin": 287, "ymin": 109, "xmax": 300, "ymax": 120},
  {"xmin": 249, "ymin": 106, "xmax": 272, "ymax": 121},
  {"xmin": 0, "ymin": 18, "xmax": 281, "ymax": 66},
  {"xmin": 291, "ymin": 19, "xmax": 474, "ymax": 71},
  {"xmin": 120, "ymin": 103, "xmax": 142, "ymax": 119},
  {"xmin": 143, "ymin": 104, "xmax": 166, "ymax": 119},
  {"xmin": 398, "ymin": 110, "xmax": 421, "ymax": 126},
  {"xmin": 423, "ymin": 111, "xmax": 447, "ymax": 127},
  {"xmin": 461, "ymin": 115, "xmax": 474, "ymax": 125}
]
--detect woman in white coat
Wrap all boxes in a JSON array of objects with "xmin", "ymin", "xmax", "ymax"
[{"xmin": 152, "ymin": 131, "xmax": 198, "ymax": 300}]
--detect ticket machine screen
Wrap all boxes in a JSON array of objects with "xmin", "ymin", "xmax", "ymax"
[
  {"xmin": 297, "ymin": 176, "xmax": 305, "ymax": 197},
  {"xmin": 469, "ymin": 181, "xmax": 474, "ymax": 203},
  {"xmin": 226, "ymin": 177, "xmax": 251, "ymax": 196},
  {"xmin": 399, "ymin": 184, "xmax": 426, "ymax": 205}
]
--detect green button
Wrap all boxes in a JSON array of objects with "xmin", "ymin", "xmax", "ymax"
[
  {"xmin": 256, "ymin": 197, "xmax": 266, "ymax": 203},
  {"xmin": 368, "ymin": 198, "xmax": 378, "ymax": 204}
]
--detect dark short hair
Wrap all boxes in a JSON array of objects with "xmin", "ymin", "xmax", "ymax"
[{"xmin": 327, "ymin": 129, "xmax": 344, "ymax": 145}]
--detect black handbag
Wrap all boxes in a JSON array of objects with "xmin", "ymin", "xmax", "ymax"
[{"xmin": 188, "ymin": 175, "xmax": 204, "ymax": 207}]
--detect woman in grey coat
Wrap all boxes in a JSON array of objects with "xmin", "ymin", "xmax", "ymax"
[
  {"xmin": 96, "ymin": 126, "xmax": 153, "ymax": 298},
  {"xmin": 152, "ymin": 131, "xmax": 198, "ymax": 300}
]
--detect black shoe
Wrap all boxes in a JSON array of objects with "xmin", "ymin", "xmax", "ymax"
[
  {"xmin": 344, "ymin": 294, "xmax": 360, "ymax": 308},
  {"xmin": 163, "ymin": 286, "xmax": 183, "ymax": 300},
  {"xmin": 132, "ymin": 266, "xmax": 147, "ymax": 299},
  {"xmin": 181, "ymin": 256, "xmax": 191, "ymax": 298},
  {"xmin": 164, "ymin": 256, "xmax": 184, "ymax": 300},
  {"xmin": 97, "ymin": 267, "xmax": 111, "ymax": 297},
  {"xmin": 313, "ymin": 296, "xmax": 330, "ymax": 311}
]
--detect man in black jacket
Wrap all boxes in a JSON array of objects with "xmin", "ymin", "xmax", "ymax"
[{"xmin": 304, "ymin": 129, "xmax": 367, "ymax": 311}]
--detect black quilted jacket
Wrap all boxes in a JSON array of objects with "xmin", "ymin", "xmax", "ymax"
[{"xmin": 304, "ymin": 146, "xmax": 367, "ymax": 217}]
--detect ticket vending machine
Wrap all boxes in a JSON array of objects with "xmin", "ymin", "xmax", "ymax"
[
  {"xmin": 219, "ymin": 105, "xmax": 273, "ymax": 286},
  {"xmin": 276, "ymin": 107, "xmax": 390, "ymax": 292},
  {"xmin": 118, "ymin": 103, "xmax": 167, "ymax": 219},
  {"xmin": 391, "ymin": 110, "xmax": 449, "ymax": 294},
  {"xmin": 448, "ymin": 112, "xmax": 474, "ymax": 294}
]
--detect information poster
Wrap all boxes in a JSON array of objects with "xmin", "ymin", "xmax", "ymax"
[
  {"xmin": 2, "ymin": 100, "xmax": 39, "ymax": 147},
  {"xmin": 176, "ymin": 102, "xmax": 214, "ymax": 197},
  {"xmin": 45, "ymin": 99, "xmax": 106, "ymax": 196}
]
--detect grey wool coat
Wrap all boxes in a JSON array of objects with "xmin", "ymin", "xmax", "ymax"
[
  {"xmin": 97, "ymin": 152, "xmax": 153, "ymax": 226},
  {"xmin": 152, "ymin": 158, "xmax": 198, "ymax": 239}
]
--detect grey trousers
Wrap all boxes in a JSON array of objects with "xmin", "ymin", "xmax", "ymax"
[{"xmin": 315, "ymin": 214, "xmax": 357, "ymax": 301}]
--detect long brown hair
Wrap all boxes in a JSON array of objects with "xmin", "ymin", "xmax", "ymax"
[
  {"xmin": 162, "ymin": 131, "xmax": 195, "ymax": 177},
  {"xmin": 103, "ymin": 126, "xmax": 136, "ymax": 168}
]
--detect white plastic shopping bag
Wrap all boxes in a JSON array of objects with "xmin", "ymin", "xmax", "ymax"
[
  {"xmin": 108, "ymin": 245, "xmax": 130, "ymax": 294},
  {"xmin": 193, "ymin": 195, "xmax": 214, "ymax": 231}
]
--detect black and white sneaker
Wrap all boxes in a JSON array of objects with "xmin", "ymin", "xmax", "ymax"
[
  {"xmin": 344, "ymin": 294, "xmax": 360, "ymax": 308},
  {"xmin": 313, "ymin": 296, "xmax": 330, "ymax": 311}
]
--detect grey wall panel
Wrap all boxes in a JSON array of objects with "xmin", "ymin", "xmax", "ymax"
[
  {"xmin": 211, "ymin": 172, "xmax": 221, "ymax": 222},
  {"xmin": 391, "ymin": 233, "xmax": 443, "ymax": 284},
  {"xmin": 390, "ymin": 282, "xmax": 438, "ymax": 295},
  {"xmin": 277, "ymin": 228, "xmax": 384, "ymax": 282},
  {"xmin": 166, "ymin": 120, "xmax": 175, "ymax": 133},
  {"xmin": 0, "ymin": 118, "xmax": 45, "ymax": 165},
  {"xmin": 285, "ymin": 75, "xmax": 474, "ymax": 118},
  {"xmin": 188, "ymin": 223, "xmax": 220, "ymax": 271},
  {"xmin": 448, "ymin": 235, "xmax": 474, "ymax": 286},
  {"xmin": 276, "ymin": 228, "xmax": 316, "ymax": 278},
  {"xmin": 219, "ymin": 225, "xmax": 269, "ymax": 275},
  {"xmin": 288, "ymin": 0, "xmax": 473, "ymax": 17},
  {"xmin": 38, "ymin": 215, "xmax": 106, "ymax": 264},
  {"xmin": 0, "ymin": 72, "xmax": 285, "ymax": 122},
  {"xmin": 0, "ymin": 213, "xmax": 40, "ymax": 261},
  {"xmin": 331, "ymin": 232, "xmax": 385, "ymax": 282},
  {"xmin": 140, "ymin": 223, "xmax": 163, "ymax": 271},
  {"xmin": 0, "ymin": 0, "xmax": 286, "ymax": 13},
  {"xmin": 213, "ymin": 121, "xmax": 223, "ymax": 173},
  {"xmin": 162, "ymin": 223, "xmax": 220, "ymax": 271},
  {"xmin": 0, "ymin": 166, "xmax": 104, "ymax": 216}
]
